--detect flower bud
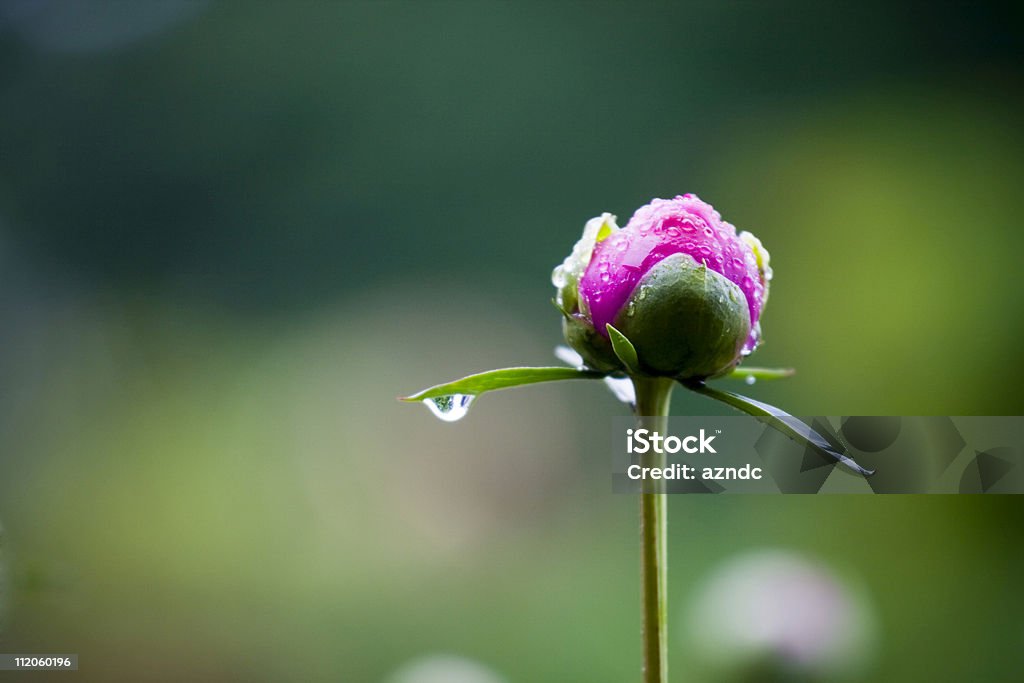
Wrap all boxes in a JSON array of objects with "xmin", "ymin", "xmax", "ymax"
[{"xmin": 552, "ymin": 195, "xmax": 771, "ymax": 380}]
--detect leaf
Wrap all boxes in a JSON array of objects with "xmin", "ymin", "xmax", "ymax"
[
  {"xmin": 681, "ymin": 381, "xmax": 874, "ymax": 477},
  {"xmin": 726, "ymin": 366, "xmax": 796, "ymax": 381},
  {"xmin": 606, "ymin": 324, "xmax": 643, "ymax": 375},
  {"xmin": 400, "ymin": 366, "xmax": 606, "ymax": 402}
]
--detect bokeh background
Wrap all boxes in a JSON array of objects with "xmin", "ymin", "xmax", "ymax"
[{"xmin": 0, "ymin": 1, "xmax": 1022, "ymax": 681}]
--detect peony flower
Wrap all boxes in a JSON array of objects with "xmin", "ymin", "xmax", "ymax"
[
  {"xmin": 407, "ymin": 194, "xmax": 869, "ymax": 683},
  {"xmin": 684, "ymin": 550, "xmax": 876, "ymax": 680},
  {"xmin": 553, "ymin": 194, "xmax": 771, "ymax": 380}
]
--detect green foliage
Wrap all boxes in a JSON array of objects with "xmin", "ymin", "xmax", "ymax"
[
  {"xmin": 682, "ymin": 380, "xmax": 874, "ymax": 476},
  {"xmin": 400, "ymin": 367, "xmax": 605, "ymax": 402},
  {"xmin": 606, "ymin": 324, "xmax": 642, "ymax": 375},
  {"xmin": 727, "ymin": 366, "xmax": 796, "ymax": 381}
]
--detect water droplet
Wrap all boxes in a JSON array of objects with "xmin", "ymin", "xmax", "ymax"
[
  {"xmin": 626, "ymin": 301, "xmax": 636, "ymax": 317},
  {"xmin": 423, "ymin": 394, "xmax": 475, "ymax": 422},
  {"xmin": 638, "ymin": 285, "xmax": 649, "ymax": 301},
  {"xmin": 745, "ymin": 375, "xmax": 756, "ymax": 385},
  {"xmin": 600, "ymin": 272, "xmax": 611, "ymax": 283}
]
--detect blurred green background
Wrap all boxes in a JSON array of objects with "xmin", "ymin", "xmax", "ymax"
[{"xmin": 0, "ymin": 1, "xmax": 1022, "ymax": 681}]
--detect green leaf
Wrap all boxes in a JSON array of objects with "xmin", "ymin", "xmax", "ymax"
[
  {"xmin": 681, "ymin": 380, "xmax": 874, "ymax": 477},
  {"xmin": 726, "ymin": 366, "xmax": 796, "ymax": 381},
  {"xmin": 400, "ymin": 366, "xmax": 606, "ymax": 402},
  {"xmin": 606, "ymin": 324, "xmax": 643, "ymax": 375}
]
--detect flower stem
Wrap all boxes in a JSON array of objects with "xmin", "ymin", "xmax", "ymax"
[{"xmin": 633, "ymin": 376, "xmax": 674, "ymax": 683}]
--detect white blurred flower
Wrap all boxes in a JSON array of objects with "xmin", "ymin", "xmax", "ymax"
[
  {"xmin": 384, "ymin": 654, "xmax": 507, "ymax": 683},
  {"xmin": 684, "ymin": 549, "xmax": 876, "ymax": 680}
]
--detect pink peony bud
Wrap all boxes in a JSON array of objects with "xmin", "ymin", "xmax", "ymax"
[
  {"xmin": 553, "ymin": 195, "xmax": 772, "ymax": 379},
  {"xmin": 580, "ymin": 194, "xmax": 770, "ymax": 355}
]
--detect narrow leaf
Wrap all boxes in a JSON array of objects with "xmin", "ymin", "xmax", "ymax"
[
  {"xmin": 682, "ymin": 381, "xmax": 874, "ymax": 477},
  {"xmin": 726, "ymin": 366, "xmax": 796, "ymax": 381},
  {"xmin": 400, "ymin": 366, "xmax": 606, "ymax": 402},
  {"xmin": 606, "ymin": 324, "xmax": 643, "ymax": 375}
]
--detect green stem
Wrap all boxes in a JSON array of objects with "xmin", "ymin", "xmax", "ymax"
[{"xmin": 633, "ymin": 376, "xmax": 674, "ymax": 683}]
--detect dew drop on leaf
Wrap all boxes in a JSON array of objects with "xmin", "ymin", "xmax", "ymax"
[{"xmin": 423, "ymin": 394, "xmax": 475, "ymax": 422}]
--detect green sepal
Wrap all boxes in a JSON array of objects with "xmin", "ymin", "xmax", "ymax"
[
  {"xmin": 562, "ymin": 314, "xmax": 622, "ymax": 373},
  {"xmin": 614, "ymin": 253, "xmax": 750, "ymax": 380},
  {"xmin": 551, "ymin": 298, "xmax": 573, "ymax": 322},
  {"xmin": 606, "ymin": 324, "xmax": 643, "ymax": 375}
]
